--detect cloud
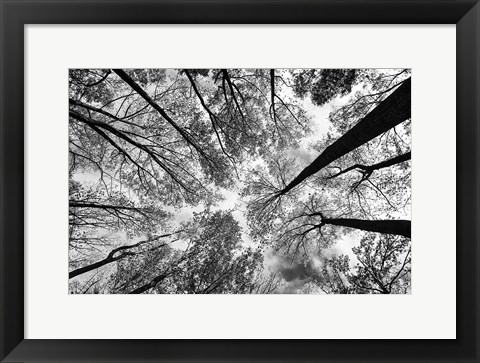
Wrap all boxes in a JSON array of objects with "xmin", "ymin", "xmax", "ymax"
[
  {"xmin": 266, "ymin": 255, "xmax": 310, "ymax": 293},
  {"xmin": 275, "ymin": 278, "xmax": 306, "ymax": 294},
  {"xmin": 286, "ymin": 148, "xmax": 315, "ymax": 165},
  {"xmin": 278, "ymin": 262, "xmax": 308, "ymax": 282}
]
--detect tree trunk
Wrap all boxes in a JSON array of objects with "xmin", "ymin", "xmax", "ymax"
[
  {"xmin": 69, "ymin": 98, "xmax": 122, "ymax": 121},
  {"xmin": 112, "ymin": 69, "xmax": 207, "ymax": 159},
  {"xmin": 329, "ymin": 151, "xmax": 411, "ymax": 179},
  {"xmin": 270, "ymin": 69, "xmax": 276, "ymax": 122},
  {"xmin": 69, "ymin": 236, "xmax": 170, "ymax": 279},
  {"xmin": 128, "ymin": 272, "xmax": 172, "ymax": 294},
  {"xmin": 127, "ymin": 252, "xmax": 190, "ymax": 293},
  {"xmin": 278, "ymin": 77, "xmax": 411, "ymax": 195},
  {"xmin": 69, "ymin": 256, "xmax": 121, "ymax": 279},
  {"xmin": 369, "ymin": 151, "xmax": 411, "ymax": 171},
  {"xmin": 323, "ymin": 218, "xmax": 411, "ymax": 238},
  {"xmin": 69, "ymin": 202, "xmax": 144, "ymax": 211}
]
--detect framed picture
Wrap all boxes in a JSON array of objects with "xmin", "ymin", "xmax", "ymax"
[{"xmin": 1, "ymin": 0, "xmax": 478, "ymax": 362}]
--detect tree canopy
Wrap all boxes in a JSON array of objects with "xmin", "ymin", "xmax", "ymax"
[{"xmin": 69, "ymin": 68, "xmax": 411, "ymax": 294}]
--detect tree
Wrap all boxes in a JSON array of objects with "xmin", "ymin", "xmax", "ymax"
[
  {"xmin": 112, "ymin": 69, "xmax": 213, "ymax": 164},
  {"xmin": 327, "ymin": 151, "xmax": 411, "ymax": 188},
  {"xmin": 307, "ymin": 233, "xmax": 411, "ymax": 294},
  {"xmin": 274, "ymin": 77, "xmax": 411, "ymax": 197},
  {"xmin": 271, "ymin": 206, "xmax": 410, "ymax": 263},
  {"xmin": 169, "ymin": 210, "xmax": 263, "ymax": 294},
  {"xmin": 69, "ymin": 69, "xmax": 233, "ymax": 209},
  {"xmin": 319, "ymin": 216, "xmax": 410, "ymax": 238},
  {"xmin": 183, "ymin": 69, "xmax": 311, "ymax": 155},
  {"xmin": 106, "ymin": 242, "xmax": 179, "ymax": 294},
  {"xmin": 67, "ymin": 179, "xmax": 171, "ymax": 278},
  {"xmin": 69, "ymin": 233, "xmax": 180, "ymax": 279}
]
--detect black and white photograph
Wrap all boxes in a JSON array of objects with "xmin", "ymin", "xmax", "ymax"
[{"xmin": 68, "ymin": 68, "xmax": 411, "ymax": 294}]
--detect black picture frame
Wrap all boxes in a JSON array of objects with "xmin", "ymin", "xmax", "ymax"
[{"xmin": 1, "ymin": 1, "xmax": 478, "ymax": 362}]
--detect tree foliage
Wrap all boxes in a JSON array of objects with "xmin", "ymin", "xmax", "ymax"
[{"xmin": 292, "ymin": 69, "xmax": 358, "ymax": 106}]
